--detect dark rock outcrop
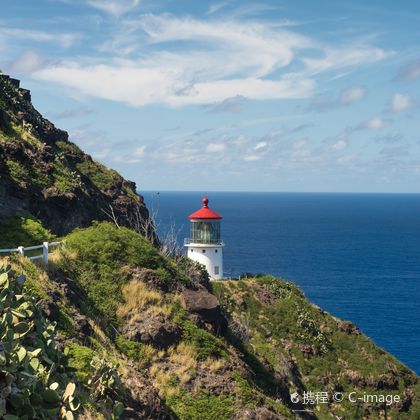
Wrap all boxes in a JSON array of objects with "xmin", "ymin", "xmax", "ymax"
[
  {"xmin": 122, "ymin": 313, "xmax": 182, "ymax": 349},
  {"xmin": 0, "ymin": 73, "xmax": 151, "ymax": 236},
  {"xmin": 181, "ymin": 289, "xmax": 228, "ymax": 334}
]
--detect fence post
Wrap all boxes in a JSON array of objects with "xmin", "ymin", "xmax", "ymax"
[
  {"xmin": 18, "ymin": 246, "xmax": 24, "ymax": 256},
  {"xmin": 43, "ymin": 242, "xmax": 49, "ymax": 265}
]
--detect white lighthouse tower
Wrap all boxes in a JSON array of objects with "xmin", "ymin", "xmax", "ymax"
[{"xmin": 185, "ymin": 197, "xmax": 224, "ymax": 280}]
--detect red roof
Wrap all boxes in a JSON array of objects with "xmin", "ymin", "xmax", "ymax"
[{"xmin": 189, "ymin": 197, "xmax": 222, "ymax": 220}]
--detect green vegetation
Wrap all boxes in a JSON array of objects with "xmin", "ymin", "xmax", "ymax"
[
  {"xmin": 0, "ymin": 216, "xmax": 54, "ymax": 248},
  {"xmin": 53, "ymin": 159, "xmax": 82, "ymax": 193},
  {"xmin": 6, "ymin": 159, "xmax": 29, "ymax": 183},
  {"xmin": 56, "ymin": 222, "xmax": 177, "ymax": 325},
  {"xmin": 181, "ymin": 320, "xmax": 227, "ymax": 360},
  {"xmin": 6, "ymin": 158, "xmax": 51, "ymax": 188},
  {"xmin": 76, "ymin": 159, "xmax": 121, "ymax": 191},
  {"xmin": 214, "ymin": 276, "xmax": 420, "ymax": 419},
  {"xmin": 0, "ymin": 262, "xmax": 79, "ymax": 418},
  {"xmin": 1, "ymin": 68, "xmax": 418, "ymax": 420},
  {"xmin": 167, "ymin": 392, "xmax": 234, "ymax": 420}
]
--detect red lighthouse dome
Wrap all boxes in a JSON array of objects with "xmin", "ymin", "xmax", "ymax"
[{"xmin": 188, "ymin": 197, "xmax": 222, "ymax": 220}]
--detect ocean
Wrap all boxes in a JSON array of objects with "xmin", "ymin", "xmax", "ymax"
[{"xmin": 142, "ymin": 191, "xmax": 420, "ymax": 374}]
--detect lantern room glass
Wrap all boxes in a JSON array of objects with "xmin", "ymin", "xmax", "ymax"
[{"xmin": 190, "ymin": 220, "xmax": 221, "ymax": 244}]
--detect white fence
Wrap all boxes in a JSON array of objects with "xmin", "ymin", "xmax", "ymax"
[{"xmin": 0, "ymin": 241, "xmax": 62, "ymax": 264}]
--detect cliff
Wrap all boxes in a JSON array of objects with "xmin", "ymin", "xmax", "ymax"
[{"xmin": 0, "ymin": 73, "xmax": 149, "ymax": 237}]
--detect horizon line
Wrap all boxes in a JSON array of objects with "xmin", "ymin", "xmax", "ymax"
[{"xmin": 140, "ymin": 190, "xmax": 420, "ymax": 195}]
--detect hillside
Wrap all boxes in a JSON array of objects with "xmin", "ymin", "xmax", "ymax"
[
  {"xmin": 0, "ymin": 73, "xmax": 150, "ymax": 240},
  {"xmin": 2, "ymin": 222, "xmax": 417, "ymax": 419},
  {"xmin": 0, "ymin": 72, "xmax": 418, "ymax": 419}
]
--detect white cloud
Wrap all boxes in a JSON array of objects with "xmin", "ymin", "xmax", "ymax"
[
  {"xmin": 362, "ymin": 117, "xmax": 386, "ymax": 129},
  {"xmin": 302, "ymin": 45, "xmax": 391, "ymax": 75},
  {"xmin": 207, "ymin": 2, "xmax": 229, "ymax": 14},
  {"xmin": 93, "ymin": 148, "xmax": 111, "ymax": 159},
  {"xmin": 243, "ymin": 154, "xmax": 262, "ymax": 161},
  {"xmin": 7, "ymin": 51, "xmax": 46, "ymax": 74},
  {"xmin": 207, "ymin": 95, "xmax": 248, "ymax": 113},
  {"xmin": 390, "ymin": 93, "xmax": 411, "ymax": 113},
  {"xmin": 206, "ymin": 143, "xmax": 226, "ymax": 153},
  {"xmin": 0, "ymin": 27, "xmax": 80, "ymax": 47},
  {"xmin": 261, "ymin": 129, "xmax": 286, "ymax": 141},
  {"xmin": 87, "ymin": 0, "xmax": 140, "ymax": 18},
  {"xmin": 337, "ymin": 154, "xmax": 356, "ymax": 165},
  {"xmin": 34, "ymin": 63, "xmax": 314, "ymax": 107},
  {"xmin": 340, "ymin": 86, "xmax": 366, "ymax": 105},
  {"xmin": 311, "ymin": 85, "xmax": 366, "ymax": 111},
  {"xmin": 134, "ymin": 145, "xmax": 146, "ymax": 157},
  {"xmin": 254, "ymin": 141, "xmax": 267, "ymax": 150},
  {"xmin": 330, "ymin": 138, "xmax": 347, "ymax": 150},
  {"xmin": 32, "ymin": 14, "xmax": 390, "ymax": 108}
]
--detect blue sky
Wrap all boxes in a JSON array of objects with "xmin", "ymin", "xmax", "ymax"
[{"xmin": 1, "ymin": 0, "xmax": 420, "ymax": 192}]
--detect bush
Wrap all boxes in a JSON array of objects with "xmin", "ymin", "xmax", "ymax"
[
  {"xmin": 181, "ymin": 320, "xmax": 227, "ymax": 360},
  {"xmin": 0, "ymin": 216, "xmax": 54, "ymax": 248},
  {"xmin": 166, "ymin": 391, "xmax": 234, "ymax": 420},
  {"xmin": 58, "ymin": 222, "xmax": 172, "ymax": 324}
]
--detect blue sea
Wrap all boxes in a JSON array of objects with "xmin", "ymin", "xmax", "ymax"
[{"xmin": 142, "ymin": 191, "xmax": 420, "ymax": 374}]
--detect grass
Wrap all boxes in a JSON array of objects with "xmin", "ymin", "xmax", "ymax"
[
  {"xmin": 117, "ymin": 279, "xmax": 162, "ymax": 318},
  {"xmin": 169, "ymin": 342, "xmax": 197, "ymax": 366}
]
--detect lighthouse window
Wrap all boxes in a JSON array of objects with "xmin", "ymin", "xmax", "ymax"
[
  {"xmin": 202, "ymin": 249, "xmax": 206, "ymax": 253},
  {"xmin": 190, "ymin": 221, "xmax": 221, "ymax": 244},
  {"xmin": 214, "ymin": 266, "xmax": 219, "ymax": 275},
  {"xmin": 215, "ymin": 249, "xmax": 218, "ymax": 253},
  {"xmin": 190, "ymin": 249, "xmax": 193, "ymax": 253}
]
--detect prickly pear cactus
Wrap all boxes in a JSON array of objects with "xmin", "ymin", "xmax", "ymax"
[{"xmin": 0, "ymin": 262, "xmax": 79, "ymax": 418}]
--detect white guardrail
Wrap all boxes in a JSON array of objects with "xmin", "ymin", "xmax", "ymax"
[{"xmin": 0, "ymin": 241, "xmax": 62, "ymax": 264}]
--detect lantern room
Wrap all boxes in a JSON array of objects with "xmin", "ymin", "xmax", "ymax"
[{"xmin": 188, "ymin": 197, "xmax": 222, "ymax": 244}]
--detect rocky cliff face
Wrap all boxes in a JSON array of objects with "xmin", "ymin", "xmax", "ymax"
[{"xmin": 0, "ymin": 73, "xmax": 149, "ymax": 236}]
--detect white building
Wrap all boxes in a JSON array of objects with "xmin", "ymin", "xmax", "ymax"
[{"xmin": 185, "ymin": 197, "xmax": 224, "ymax": 280}]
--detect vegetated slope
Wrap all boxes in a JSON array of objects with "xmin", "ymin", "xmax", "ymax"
[
  {"xmin": 0, "ymin": 261, "xmax": 109, "ymax": 419},
  {"xmin": 8, "ymin": 222, "xmax": 419, "ymax": 419},
  {"xmin": 213, "ymin": 278, "xmax": 420, "ymax": 419},
  {"xmin": 0, "ymin": 73, "xmax": 149, "ymax": 239}
]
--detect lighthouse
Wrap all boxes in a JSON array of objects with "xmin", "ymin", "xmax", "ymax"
[{"xmin": 185, "ymin": 197, "xmax": 224, "ymax": 280}]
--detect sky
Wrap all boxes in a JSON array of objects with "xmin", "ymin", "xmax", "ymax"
[{"xmin": 1, "ymin": 0, "xmax": 420, "ymax": 192}]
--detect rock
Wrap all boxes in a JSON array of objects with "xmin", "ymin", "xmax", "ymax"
[
  {"xmin": 72, "ymin": 312, "xmax": 94, "ymax": 341},
  {"xmin": 0, "ymin": 73, "xmax": 152, "ymax": 237},
  {"xmin": 181, "ymin": 289, "xmax": 228, "ymax": 334},
  {"xmin": 122, "ymin": 313, "xmax": 182, "ymax": 349},
  {"xmin": 337, "ymin": 319, "xmax": 360, "ymax": 335}
]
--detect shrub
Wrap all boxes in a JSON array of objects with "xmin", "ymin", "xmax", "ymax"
[
  {"xmin": 166, "ymin": 391, "xmax": 234, "ymax": 420},
  {"xmin": 58, "ymin": 222, "xmax": 171, "ymax": 324},
  {"xmin": 6, "ymin": 159, "xmax": 29, "ymax": 182},
  {"xmin": 181, "ymin": 320, "xmax": 226, "ymax": 360},
  {"xmin": 0, "ymin": 216, "xmax": 54, "ymax": 248}
]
